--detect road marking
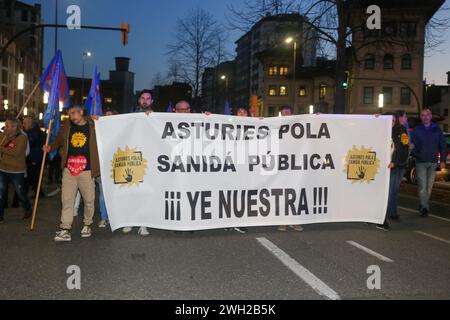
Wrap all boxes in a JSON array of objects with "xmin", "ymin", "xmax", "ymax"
[
  {"xmin": 256, "ymin": 237, "xmax": 340, "ymax": 300},
  {"xmin": 415, "ymin": 231, "xmax": 450, "ymax": 245},
  {"xmin": 346, "ymin": 241, "xmax": 394, "ymax": 263},
  {"xmin": 398, "ymin": 207, "xmax": 450, "ymax": 223},
  {"xmin": 430, "ymin": 215, "xmax": 450, "ymax": 223}
]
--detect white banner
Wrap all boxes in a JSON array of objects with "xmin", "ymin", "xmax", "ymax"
[{"xmin": 95, "ymin": 113, "xmax": 392, "ymax": 231}]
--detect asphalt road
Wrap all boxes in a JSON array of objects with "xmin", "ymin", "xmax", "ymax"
[{"xmin": 0, "ymin": 184, "xmax": 449, "ymax": 300}]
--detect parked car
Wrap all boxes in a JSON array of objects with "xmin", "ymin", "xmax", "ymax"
[{"xmin": 406, "ymin": 133, "xmax": 450, "ymax": 184}]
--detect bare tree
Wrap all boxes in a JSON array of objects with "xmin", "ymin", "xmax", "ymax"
[
  {"xmin": 151, "ymin": 72, "xmax": 166, "ymax": 88},
  {"xmin": 167, "ymin": 8, "xmax": 226, "ymax": 100}
]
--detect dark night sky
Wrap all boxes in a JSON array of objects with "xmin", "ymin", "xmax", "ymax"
[{"xmin": 22, "ymin": 0, "xmax": 450, "ymax": 90}]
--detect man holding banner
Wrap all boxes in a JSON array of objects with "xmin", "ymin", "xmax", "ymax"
[
  {"xmin": 43, "ymin": 106, "xmax": 100, "ymax": 242},
  {"xmin": 95, "ymin": 111, "xmax": 392, "ymax": 232}
]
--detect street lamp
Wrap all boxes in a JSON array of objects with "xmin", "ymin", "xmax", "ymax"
[
  {"xmin": 39, "ymin": 112, "xmax": 43, "ymax": 120},
  {"xmin": 81, "ymin": 51, "xmax": 92, "ymax": 104},
  {"xmin": 24, "ymin": 107, "xmax": 28, "ymax": 116},
  {"xmin": 18, "ymin": 73, "xmax": 24, "ymax": 111},
  {"xmin": 18, "ymin": 73, "xmax": 24, "ymax": 90},
  {"xmin": 43, "ymin": 92, "xmax": 49, "ymax": 104},
  {"xmin": 285, "ymin": 37, "xmax": 297, "ymax": 113},
  {"xmin": 220, "ymin": 75, "xmax": 229, "ymax": 93},
  {"xmin": 378, "ymin": 93, "xmax": 384, "ymax": 111},
  {"xmin": 309, "ymin": 105, "xmax": 314, "ymax": 114},
  {"xmin": 3, "ymin": 99, "xmax": 8, "ymax": 110}
]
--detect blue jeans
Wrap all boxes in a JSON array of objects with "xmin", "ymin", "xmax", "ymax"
[
  {"xmin": 386, "ymin": 167, "xmax": 406, "ymax": 218},
  {"xmin": 96, "ymin": 177, "xmax": 108, "ymax": 221},
  {"xmin": 416, "ymin": 163, "xmax": 437, "ymax": 211},
  {"xmin": 0, "ymin": 171, "xmax": 32, "ymax": 219}
]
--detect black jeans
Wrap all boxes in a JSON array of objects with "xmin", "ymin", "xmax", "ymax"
[
  {"xmin": 27, "ymin": 160, "xmax": 44, "ymax": 196},
  {"xmin": 47, "ymin": 154, "xmax": 61, "ymax": 185},
  {"xmin": 0, "ymin": 171, "xmax": 32, "ymax": 219}
]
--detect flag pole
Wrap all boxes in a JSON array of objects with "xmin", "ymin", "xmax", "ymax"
[
  {"xmin": 30, "ymin": 117, "xmax": 54, "ymax": 231},
  {"xmin": 16, "ymin": 81, "xmax": 41, "ymax": 120}
]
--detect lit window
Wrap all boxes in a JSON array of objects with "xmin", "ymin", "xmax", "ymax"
[
  {"xmin": 299, "ymin": 87, "xmax": 306, "ymax": 97},
  {"xmin": 319, "ymin": 84, "xmax": 327, "ymax": 99},
  {"xmin": 268, "ymin": 66, "xmax": 278, "ymax": 76},
  {"xmin": 279, "ymin": 86, "xmax": 288, "ymax": 96},
  {"xmin": 279, "ymin": 66, "xmax": 289, "ymax": 76},
  {"xmin": 268, "ymin": 85, "xmax": 277, "ymax": 96}
]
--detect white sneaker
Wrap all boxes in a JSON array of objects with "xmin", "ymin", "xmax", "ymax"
[
  {"xmin": 54, "ymin": 229, "xmax": 71, "ymax": 242},
  {"xmin": 290, "ymin": 225, "xmax": 304, "ymax": 232},
  {"xmin": 98, "ymin": 220, "xmax": 109, "ymax": 228},
  {"xmin": 81, "ymin": 225, "xmax": 92, "ymax": 238},
  {"xmin": 123, "ymin": 227, "xmax": 133, "ymax": 234},
  {"xmin": 138, "ymin": 227, "xmax": 149, "ymax": 237}
]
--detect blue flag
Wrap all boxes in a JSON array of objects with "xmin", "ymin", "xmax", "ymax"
[
  {"xmin": 40, "ymin": 50, "xmax": 71, "ymax": 110},
  {"xmin": 224, "ymin": 98, "xmax": 231, "ymax": 115},
  {"xmin": 167, "ymin": 101, "xmax": 173, "ymax": 113},
  {"xmin": 43, "ymin": 56, "xmax": 62, "ymax": 161},
  {"xmin": 85, "ymin": 66, "xmax": 103, "ymax": 116}
]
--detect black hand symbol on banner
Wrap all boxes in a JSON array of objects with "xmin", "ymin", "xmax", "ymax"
[
  {"xmin": 124, "ymin": 168, "xmax": 133, "ymax": 183},
  {"xmin": 357, "ymin": 166, "xmax": 366, "ymax": 180}
]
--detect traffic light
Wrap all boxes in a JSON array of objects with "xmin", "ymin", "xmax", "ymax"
[
  {"xmin": 343, "ymin": 71, "xmax": 350, "ymax": 90},
  {"xmin": 121, "ymin": 23, "xmax": 130, "ymax": 46}
]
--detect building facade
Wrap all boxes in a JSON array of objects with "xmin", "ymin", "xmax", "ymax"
[
  {"xmin": 201, "ymin": 60, "xmax": 236, "ymax": 114},
  {"xmin": 257, "ymin": 52, "xmax": 336, "ymax": 116},
  {"xmin": 234, "ymin": 13, "xmax": 318, "ymax": 113},
  {"xmin": 0, "ymin": 0, "xmax": 43, "ymax": 118},
  {"xmin": 347, "ymin": 0, "xmax": 444, "ymax": 115}
]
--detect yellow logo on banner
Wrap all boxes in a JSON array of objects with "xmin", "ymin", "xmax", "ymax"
[
  {"xmin": 111, "ymin": 147, "xmax": 148, "ymax": 188},
  {"xmin": 345, "ymin": 146, "xmax": 381, "ymax": 184},
  {"xmin": 71, "ymin": 132, "xmax": 87, "ymax": 148}
]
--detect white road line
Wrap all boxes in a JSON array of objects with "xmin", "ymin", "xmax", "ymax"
[
  {"xmin": 256, "ymin": 237, "xmax": 340, "ymax": 301},
  {"xmin": 415, "ymin": 231, "xmax": 450, "ymax": 245},
  {"xmin": 346, "ymin": 241, "xmax": 394, "ymax": 263},
  {"xmin": 430, "ymin": 215, "xmax": 450, "ymax": 223},
  {"xmin": 398, "ymin": 207, "xmax": 450, "ymax": 223},
  {"xmin": 398, "ymin": 206, "xmax": 419, "ymax": 214}
]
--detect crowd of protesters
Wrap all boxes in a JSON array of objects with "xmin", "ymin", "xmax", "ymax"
[{"xmin": 0, "ymin": 89, "xmax": 447, "ymax": 242}]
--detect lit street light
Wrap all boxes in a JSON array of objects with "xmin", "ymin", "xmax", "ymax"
[
  {"xmin": 378, "ymin": 93, "xmax": 384, "ymax": 111},
  {"xmin": 309, "ymin": 105, "xmax": 314, "ymax": 114},
  {"xmin": 18, "ymin": 73, "xmax": 24, "ymax": 90},
  {"xmin": 220, "ymin": 74, "xmax": 229, "ymax": 91},
  {"xmin": 43, "ymin": 92, "xmax": 49, "ymax": 104},
  {"xmin": 18, "ymin": 73, "xmax": 24, "ymax": 111},
  {"xmin": 3, "ymin": 99, "xmax": 8, "ymax": 110},
  {"xmin": 285, "ymin": 37, "xmax": 297, "ymax": 113}
]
